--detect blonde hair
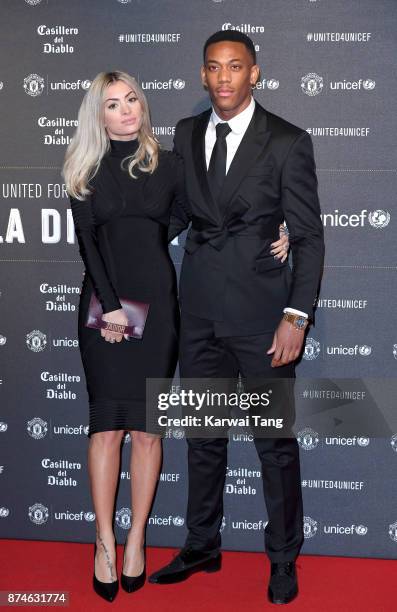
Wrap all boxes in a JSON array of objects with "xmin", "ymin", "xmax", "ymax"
[{"xmin": 62, "ymin": 71, "xmax": 159, "ymax": 200}]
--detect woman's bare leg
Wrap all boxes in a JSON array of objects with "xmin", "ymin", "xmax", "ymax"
[
  {"xmin": 89, "ymin": 430, "xmax": 125, "ymax": 582},
  {"xmin": 123, "ymin": 431, "xmax": 162, "ymax": 576}
]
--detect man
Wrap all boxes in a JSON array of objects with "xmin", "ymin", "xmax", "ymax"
[{"xmin": 149, "ymin": 30, "xmax": 324, "ymax": 605}]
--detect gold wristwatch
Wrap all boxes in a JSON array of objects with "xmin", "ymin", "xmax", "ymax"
[{"xmin": 283, "ymin": 312, "xmax": 309, "ymax": 331}]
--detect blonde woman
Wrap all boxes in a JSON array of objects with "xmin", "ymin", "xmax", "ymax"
[
  {"xmin": 63, "ymin": 71, "xmax": 186, "ymax": 602},
  {"xmin": 63, "ymin": 70, "xmax": 289, "ymax": 603}
]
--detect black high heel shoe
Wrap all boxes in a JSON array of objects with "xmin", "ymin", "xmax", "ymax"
[
  {"xmin": 120, "ymin": 541, "xmax": 146, "ymax": 593},
  {"xmin": 93, "ymin": 542, "xmax": 119, "ymax": 602}
]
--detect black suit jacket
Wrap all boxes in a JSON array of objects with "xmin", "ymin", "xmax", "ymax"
[{"xmin": 169, "ymin": 101, "xmax": 324, "ymax": 336}]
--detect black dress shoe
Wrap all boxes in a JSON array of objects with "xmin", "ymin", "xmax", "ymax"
[
  {"xmin": 148, "ymin": 547, "xmax": 222, "ymax": 584},
  {"xmin": 268, "ymin": 561, "xmax": 298, "ymax": 605},
  {"xmin": 93, "ymin": 542, "xmax": 119, "ymax": 602},
  {"xmin": 120, "ymin": 541, "xmax": 146, "ymax": 593}
]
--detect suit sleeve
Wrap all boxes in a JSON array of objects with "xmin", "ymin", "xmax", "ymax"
[
  {"xmin": 280, "ymin": 131, "xmax": 325, "ymax": 320},
  {"xmin": 70, "ymin": 195, "xmax": 122, "ymax": 314},
  {"xmin": 168, "ymin": 121, "xmax": 191, "ymax": 243}
]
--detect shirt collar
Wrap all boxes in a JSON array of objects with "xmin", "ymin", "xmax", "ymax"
[{"xmin": 210, "ymin": 96, "xmax": 255, "ymax": 135}]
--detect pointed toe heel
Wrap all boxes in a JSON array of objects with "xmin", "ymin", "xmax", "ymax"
[
  {"xmin": 121, "ymin": 541, "xmax": 146, "ymax": 593},
  {"xmin": 93, "ymin": 542, "xmax": 119, "ymax": 602},
  {"xmin": 120, "ymin": 567, "xmax": 146, "ymax": 593}
]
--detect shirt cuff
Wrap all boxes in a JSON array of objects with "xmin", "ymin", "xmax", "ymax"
[{"xmin": 283, "ymin": 307, "xmax": 308, "ymax": 318}]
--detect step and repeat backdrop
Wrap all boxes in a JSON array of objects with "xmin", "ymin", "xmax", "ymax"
[{"xmin": 0, "ymin": 0, "xmax": 396, "ymax": 558}]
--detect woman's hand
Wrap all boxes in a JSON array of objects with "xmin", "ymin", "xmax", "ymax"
[
  {"xmin": 270, "ymin": 223, "xmax": 290, "ymax": 263},
  {"xmin": 101, "ymin": 308, "xmax": 129, "ymax": 343}
]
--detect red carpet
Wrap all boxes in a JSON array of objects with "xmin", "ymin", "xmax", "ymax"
[{"xmin": 0, "ymin": 540, "xmax": 394, "ymax": 611}]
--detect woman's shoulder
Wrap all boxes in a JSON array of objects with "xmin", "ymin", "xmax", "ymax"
[{"xmin": 87, "ymin": 156, "xmax": 118, "ymax": 193}]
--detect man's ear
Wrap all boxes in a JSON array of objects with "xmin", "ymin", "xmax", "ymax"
[
  {"xmin": 250, "ymin": 64, "xmax": 260, "ymax": 88},
  {"xmin": 200, "ymin": 65, "xmax": 208, "ymax": 89}
]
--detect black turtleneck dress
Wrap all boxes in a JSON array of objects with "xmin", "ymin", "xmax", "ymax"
[{"xmin": 70, "ymin": 139, "xmax": 187, "ymax": 437}]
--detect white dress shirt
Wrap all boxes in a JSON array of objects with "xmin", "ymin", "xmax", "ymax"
[
  {"xmin": 204, "ymin": 97, "xmax": 308, "ymax": 320},
  {"xmin": 205, "ymin": 96, "xmax": 256, "ymax": 173}
]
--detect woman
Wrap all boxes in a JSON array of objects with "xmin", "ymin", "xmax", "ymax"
[{"xmin": 62, "ymin": 71, "xmax": 289, "ymax": 603}]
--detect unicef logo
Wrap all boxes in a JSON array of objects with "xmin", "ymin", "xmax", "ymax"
[
  {"xmin": 84, "ymin": 512, "xmax": 96, "ymax": 522},
  {"xmin": 393, "ymin": 345, "xmax": 397, "ymax": 360},
  {"xmin": 303, "ymin": 337, "xmax": 321, "ymax": 360},
  {"xmin": 81, "ymin": 80, "xmax": 91, "ymax": 90},
  {"xmin": 220, "ymin": 515, "xmax": 226, "ymax": 533},
  {"xmin": 359, "ymin": 345, "xmax": 372, "ymax": 356},
  {"xmin": 25, "ymin": 0, "xmax": 43, "ymax": 4},
  {"xmin": 23, "ymin": 74, "xmax": 45, "ymax": 97},
  {"xmin": 297, "ymin": 427, "xmax": 319, "ymax": 450},
  {"xmin": 0, "ymin": 335, "xmax": 6, "ymax": 345},
  {"xmin": 357, "ymin": 437, "xmax": 370, "ymax": 447},
  {"xmin": 301, "ymin": 73, "xmax": 323, "ymax": 96},
  {"xmin": 267, "ymin": 79, "xmax": 279, "ymax": 90},
  {"xmin": 389, "ymin": 521, "xmax": 397, "ymax": 542},
  {"xmin": 29, "ymin": 503, "xmax": 49, "ymax": 525},
  {"xmin": 362, "ymin": 79, "xmax": 376, "ymax": 90},
  {"xmin": 0, "ymin": 507, "xmax": 10, "ymax": 517},
  {"xmin": 355, "ymin": 525, "xmax": 368, "ymax": 535},
  {"xmin": 173, "ymin": 79, "xmax": 185, "ymax": 90},
  {"xmin": 26, "ymin": 330, "xmax": 47, "ymax": 352},
  {"xmin": 0, "ymin": 82, "xmax": 3, "ymax": 91},
  {"xmin": 172, "ymin": 516, "xmax": 185, "ymax": 527},
  {"xmin": 27, "ymin": 417, "xmax": 48, "ymax": 439},
  {"xmin": 115, "ymin": 507, "xmax": 131, "ymax": 529},
  {"xmin": 368, "ymin": 209, "xmax": 390, "ymax": 229},
  {"xmin": 117, "ymin": 0, "xmax": 131, "ymax": 3},
  {"xmin": 0, "ymin": 422, "xmax": 8, "ymax": 433},
  {"xmin": 390, "ymin": 434, "xmax": 397, "ymax": 453},
  {"xmin": 303, "ymin": 516, "xmax": 318, "ymax": 538},
  {"xmin": 172, "ymin": 428, "xmax": 185, "ymax": 439}
]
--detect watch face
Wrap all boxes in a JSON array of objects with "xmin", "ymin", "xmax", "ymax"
[{"xmin": 296, "ymin": 317, "xmax": 306, "ymax": 329}]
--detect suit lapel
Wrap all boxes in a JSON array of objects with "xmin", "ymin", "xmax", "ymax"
[
  {"xmin": 191, "ymin": 109, "xmax": 222, "ymax": 221},
  {"xmin": 219, "ymin": 102, "xmax": 271, "ymax": 219}
]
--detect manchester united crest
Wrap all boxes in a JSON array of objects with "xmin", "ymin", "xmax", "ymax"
[
  {"xmin": 26, "ymin": 330, "xmax": 47, "ymax": 352},
  {"xmin": 23, "ymin": 73, "xmax": 45, "ymax": 97},
  {"xmin": 301, "ymin": 73, "xmax": 323, "ymax": 96}
]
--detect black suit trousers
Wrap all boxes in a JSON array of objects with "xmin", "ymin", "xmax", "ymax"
[{"xmin": 179, "ymin": 310, "xmax": 304, "ymax": 563}]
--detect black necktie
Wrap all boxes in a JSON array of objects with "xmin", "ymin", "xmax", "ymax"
[{"xmin": 207, "ymin": 122, "xmax": 231, "ymax": 202}]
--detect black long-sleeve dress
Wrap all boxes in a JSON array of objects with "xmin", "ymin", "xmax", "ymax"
[{"xmin": 70, "ymin": 138, "xmax": 189, "ymax": 437}]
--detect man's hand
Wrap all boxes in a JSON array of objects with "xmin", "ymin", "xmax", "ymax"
[
  {"xmin": 270, "ymin": 223, "xmax": 289, "ymax": 263},
  {"xmin": 267, "ymin": 318, "xmax": 305, "ymax": 367}
]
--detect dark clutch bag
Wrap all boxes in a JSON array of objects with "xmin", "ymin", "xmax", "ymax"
[{"xmin": 86, "ymin": 292, "xmax": 150, "ymax": 339}]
